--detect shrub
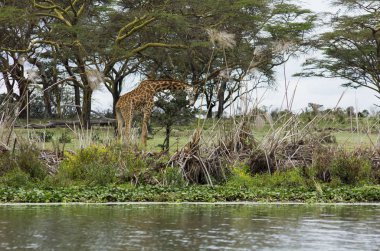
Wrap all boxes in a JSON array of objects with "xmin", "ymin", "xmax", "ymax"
[
  {"xmin": 16, "ymin": 143, "xmax": 47, "ymax": 180},
  {"xmin": 226, "ymin": 166, "xmax": 255, "ymax": 188},
  {"xmin": 330, "ymin": 151, "xmax": 372, "ymax": 185},
  {"xmin": 0, "ymin": 152, "xmax": 13, "ymax": 175},
  {"xmin": 118, "ymin": 152, "xmax": 152, "ymax": 185},
  {"xmin": 158, "ymin": 166, "xmax": 187, "ymax": 187},
  {"xmin": 59, "ymin": 132, "xmax": 72, "ymax": 143},
  {"xmin": 227, "ymin": 166, "xmax": 306, "ymax": 188},
  {"xmin": 0, "ymin": 168, "xmax": 30, "ymax": 187},
  {"xmin": 251, "ymin": 169, "xmax": 306, "ymax": 188},
  {"xmin": 36, "ymin": 131, "xmax": 54, "ymax": 142},
  {"xmin": 309, "ymin": 147, "xmax": 334, "ymax": 182},
  {"xmin": 58, "ymin": 145, "xmax": 119, "ymax": 186}
]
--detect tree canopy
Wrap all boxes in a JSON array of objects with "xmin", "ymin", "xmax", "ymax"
[
  {"xmin": 0, "ymin": 0, "xmax": 315, "ymax": 124},
  {"xmin": 300, "ymin": 0, "xmax": 380, "ymax": 101}
]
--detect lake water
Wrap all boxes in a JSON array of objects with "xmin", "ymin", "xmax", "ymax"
[{"xmin": 0, "ymin": 204, "xmax": 379, "ymax": 250}]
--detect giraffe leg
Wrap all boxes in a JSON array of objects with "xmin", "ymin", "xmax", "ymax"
[
  {"xmin": 141, "ymin": 105, "xmax": 153, "ymax": 146},
  {"xmin": 121, "ymin": 105, "xmax": 133, "ymax": 143},
  {"xmin": 115, "ymin": 107, "xmax": 123, "ymax": 139}
]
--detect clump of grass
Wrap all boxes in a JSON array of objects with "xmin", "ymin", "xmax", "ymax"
[{"xmin": 17, "ymin": 143, "xmax": 48, "ymax": 180}]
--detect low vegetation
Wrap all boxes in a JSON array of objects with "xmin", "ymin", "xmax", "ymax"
[{"xmin": 1, "ymin": 111, "xmax": 380, "ymax": 203}]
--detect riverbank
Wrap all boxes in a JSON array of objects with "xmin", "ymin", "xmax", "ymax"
[{"xmin": 1, "ymin": 185, "xmax": 379, "ymax": 203}]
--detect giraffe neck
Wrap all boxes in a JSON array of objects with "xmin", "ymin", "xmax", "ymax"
[{"xmin": 148, "ymin": 80, "xmax": 190, "ymax": 92}]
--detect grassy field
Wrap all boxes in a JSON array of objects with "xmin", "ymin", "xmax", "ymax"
[{"xmin": 13, "ymin": 120, "xmax": 380, "ymax": 152}]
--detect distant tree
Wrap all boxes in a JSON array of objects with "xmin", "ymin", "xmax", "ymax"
[
  {"xmin": 300, "ymin": 0, "xmax": 380, "ymax": 104},
  {"xmin": 358, "ymin": 109, "xmax": 369, "ymax": 118},
  {"xmin": 308, "ymin": 103, "xmax": 323, "ymax": 115},
  {"xmin": 152, "ymin": 91, "xmax": 195, "ymax": 151},
  {"xmin": 346, "ymin": 106, "xmax": 355, "ymax": 117}
]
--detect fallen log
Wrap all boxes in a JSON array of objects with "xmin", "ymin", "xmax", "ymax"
[{"xmin": 15, "ymin": 119, "xmax": 116, "ymax": 129}]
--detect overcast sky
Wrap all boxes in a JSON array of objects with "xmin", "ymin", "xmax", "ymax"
[{"xmin": 253, "ymin": 0, "xmax": 379, "ymax": 113}]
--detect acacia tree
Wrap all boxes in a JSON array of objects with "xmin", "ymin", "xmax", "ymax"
[
  {"xmin": 0, "ymin": 0, "xmax": 38, "ymax": 118},
  {"xmin": 30, "ymin": 0, "xmax": 185, "ymax": 126},
  {"xmin": 153, "ymin": 91, "xmax": 195, "ymax": 151},
  {"xmin": 300, "ymin": 0, "xmax": 380, "ymax": 102},
  {"xmin": 136, "ymin": 0, "xmax": 315, "ymax": 118},
  {"xmin": 93, "ymin": 3, "xmax": 186, "ymax": 115}
]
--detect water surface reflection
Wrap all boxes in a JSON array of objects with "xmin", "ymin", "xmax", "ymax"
[{"xmin": 0, "ymin": 204, "xmax": 379, "ymax": 250}]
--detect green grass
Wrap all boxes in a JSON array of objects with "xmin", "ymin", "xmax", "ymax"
[
  {"xmin": 333, "ymin": 131, "xmax": 378, "ymax": 149},
  {"xmin": 12, "ymin": 119, "xmax": 380, "ymax": 153}
]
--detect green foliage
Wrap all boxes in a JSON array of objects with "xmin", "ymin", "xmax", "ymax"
[
  {"xmin": 58, "ymin": 145, "xmax": 119, "ymax": 186},
  {"xmin": 299, "ymin": 1, "xmax": 380, "ymax": 100},
  {"xmin": 225, "ymin": 167, "xmax": 255, "ymax": 188},
  {"xmin": 252, "ymin": 169, "xmax": 306, "ymax": 188},
  {"xmin": 0, "ymin": 168, "xmax": 30, "ymax": 188},
  {"xmin": 118, "ymin": 152, "xmax": 151, "ymax": 185},
  {"xmin": 157, "ymin": 166, "xmax": 187, "ymax": 187},
  {"xmin": 0, "ymin": 143, "xmax": 47, "ymax": 184},
  {"xmin": 152, "ymin": 91, "xmax": 195, "ymax": 151},
  {"xmin": 309, "ymin": 147, "xmax": 334, "ymax": 182},
  {"xmin": 330, "ymin": 151, "xmax": 372, "ymax": 185},
  {"xmin": 0, "ymin": 184, "xmax": 378, "ymax": 203},
  {"xmin": 0, "ymin": 152, "xmax": 13, "ymax": 176},
  {"xmin": 58, "ymin": 132, "xmax": 72, "ymax": 143},
  {"xmin": 227, "ymin": 166, "xmax": 306, "ymax": 189},
  {"xmin": 15, "ymin": 143, "xmax": 47, "ymax": 180},
  {"xmin": 31, "ymin": 131, "xmax": 54, "ymax": 142}
]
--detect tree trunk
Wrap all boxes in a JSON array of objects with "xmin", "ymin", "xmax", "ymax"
[
  {"xmin": 42, "ymin": 82, "xmax": 53, "ymax": 118},
  {"xmin": 17, "ymin": 79, "xmax": 30, "ymax": 119},
  {"xmin": 112, "ymin": 79, "xmax": 122, "ymax": 117},
  {"xmin": 163, "ymin": 125, "xmax": 171, "ymax": 151},
  {"xmin": 2, "ymin": 71, "xmax": 13, "ymax": 96},
  {"xmin": 74, "ymin": 84, "xmax": 82, "ymax": 116},
  {"xmin": 81, "ymin": 86, "xmax": 92, "ymax": 129},
  {"xmin": 54, "ymin": 86, "xmax": 62, "ymax": 119},
  {"xmin": 216, "ymin": 80, "xmax": 227, "ymax": 118},
  {"xmin": 205, "ymin": 101, "xmax": 214, "ymax": 119}
]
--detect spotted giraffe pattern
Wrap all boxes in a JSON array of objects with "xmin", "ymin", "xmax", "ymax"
[{"xmin": 115, "ymin": 79, "xmax": 195, "ymax": 146}]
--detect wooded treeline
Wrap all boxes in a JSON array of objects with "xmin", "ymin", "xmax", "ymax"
[{"xmin": 0, "ymin": 0, "xmax": 378, "ymax": 127}]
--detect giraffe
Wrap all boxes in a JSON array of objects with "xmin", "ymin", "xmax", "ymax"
[{"xmin": 115, "ymin": 79, "xmax": 197, "ymax": 146}]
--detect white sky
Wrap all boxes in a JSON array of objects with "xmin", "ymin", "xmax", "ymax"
[{"xmin": 253, "ymin": 0, "xmax": 379, "ymax": 113}]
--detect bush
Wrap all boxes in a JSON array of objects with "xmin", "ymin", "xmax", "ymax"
[
  {"xmin": 59, "ymin": 132, "xmax": 72, "ymax": 143},
  {"xmin": 16, "ymin": 143, "xmax": 47, "ymax": 180},
  {"xmin": 227, "ymin": 165, "xmax": 306, "ymax": 188},
  {"xmin": 0, "ymin": 152, "xmax": 13, "ymax": 175},
  {"xmin": 158, "ymin": 166, "xmax": 187, "ymax": 187},
  {"xmin": 330, "ymin": 151, "xmax": 372, "ymax": 185},
  {"xmin": 118, "ymin": 152, "xmax": 153, "ymax": 185},
  {"xmin": 225, "ymin": 166, "xmax": 255, "ymax": 188},
  {"xmin": 251, "ymin": 169, "xmax": 306, "ymax": 188},
  {"xmin": 308, "ymin": 147, "xmax": 334, "ymax": 182},
  {"xmin": 0, "ymin": 168, "xmax": 30, "ymax": 187},
  {"xmin": 35, "ymin": 131, "xmax": 54, "ymax": 142},
  {"xmin": 58, "ymin": 145, "xmax": 119, "ymax": 186}
]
